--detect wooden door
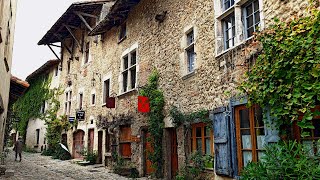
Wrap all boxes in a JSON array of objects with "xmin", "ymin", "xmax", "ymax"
[
  {"xmin": 73, "ymin": 130, "xmax": 84, "ymax": 159},
  {"xmin": 88, "ymin": 129, "xmax": 94, "ymax": 152},
  {"xmin": 145, "ymin": 131, "xmax": 155, "ymax": 175},
  {"xmin": 97, "ymin": 131, "xmax": 103, "ymax": 164},
  {"xmin": 170, "ymin": 129, "xmax": 178, "ymax": 177}
]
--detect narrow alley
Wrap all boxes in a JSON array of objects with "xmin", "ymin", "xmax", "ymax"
[{"xmin": 3, "ymin": 149, "xmax": 146, "ymax": 180}]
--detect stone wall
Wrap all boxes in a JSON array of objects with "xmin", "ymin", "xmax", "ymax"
[
  {"xmin": 0, "ymin": 0, "xmax": 17, "ymax": 152},
  {"xmin": 53, "ymin": 0, "xmax": 314, "ymax": 179}
]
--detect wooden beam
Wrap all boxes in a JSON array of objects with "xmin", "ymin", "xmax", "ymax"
[
  {"xmin": 63, "ymin": 24, "xmax": 82, "ymax": 51},
  {"xmin": 48, "ymin": 43, "xmax": 61, "ymax": 48},
  {"xmin": 47, "ymin": 44, "xmax": 61, "ymax": 61},
  {"xmin": 75, "ymin": 11, "xmax": 93, "ymax": 31},
  {"xmin": 54, "ymin": 34, "xmax": 72, "ymax": 55},
  {"xmin": 74, "ymin": 11, "xmax": 98, "ymax": 19}
]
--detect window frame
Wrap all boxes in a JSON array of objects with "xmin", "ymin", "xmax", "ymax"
[
  {"xmin": 223, "ymin": 13, "xmax": 236, "ymax": 50},
  {"xmin": 79, "ymin": 93, "xmax": 83, "ymax": 110},
  {"xmin": 36, "ymin": 129, "xmax": 40, "ymax": 145},
  {"xmin": 190, "ymin": 122, "xmax": 214, "ymax": 155},
  {"xmin": 118, "ymin": 22, "xmax": 127, "ymax": 43},
  {"xmin": 185, "ymin": 29, "xmax": 196, "ymax": 73},
  {"xmin": 103, "ymin": 79, "xmax": 110, "ymax": 104},
  {"xmin": 65, "ymin": 91, "xmax": 72, "ymax": 115},
  {"xmin": 84, "ymin": 42, "xmax": 90, "ymax": 64},
  {"xmin": 243, "ymin": 0, "xmax": 261, "ymax": 39},
  {"xmin": 91, "ymin": 93, "xmax": 96, "ymax": 106},
  {"xmin": 121, "ymin": 50, "xmax": 137, "ymax": 93},
  {"xmin": 235, "ymin": 104, "xmax": 265, "ymax": 173}
]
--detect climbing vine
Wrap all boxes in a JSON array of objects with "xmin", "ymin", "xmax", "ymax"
[
  {"xmin": 239, "ymin": 7, "xmax": 320, "ymax": 137},
  {"xmin": 12, "ymin": 75, "xmax": 51, "ymax": 138},
  {"xmin": 139, "ymin": 70, "xmax": 165, "ymax": 178},
  {"xmin": 170, "ymin": 106, "xmax": 210, "ymax": 128}
]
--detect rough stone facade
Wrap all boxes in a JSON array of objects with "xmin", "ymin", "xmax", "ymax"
[
  {"xmin": 40, "ymin": 0, "xmax": 315, "ymax": 179},
  {"xmin": 0, "ymin": 0, "xmax": 17, "ymax": 152}
]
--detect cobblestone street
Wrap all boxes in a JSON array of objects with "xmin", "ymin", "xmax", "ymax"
[{"xmin": 3, "ymin": 150, "xmax": 147, "ymax": 180}]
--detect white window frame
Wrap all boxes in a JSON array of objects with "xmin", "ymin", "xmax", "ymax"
[
  {"xmin": 119, "ymin": 43, "xmax": 139, "ymax": 95},
  {"xmin": 214, "ymin": 0, "xmax": 264, "ymax": 56},
  {"xmin": 64, "ymin": 90, "xmax": 72, "ymax": 115},
  {"xmin": 185, "ymin": 29, "xmax": 196, "ymax": 73}
]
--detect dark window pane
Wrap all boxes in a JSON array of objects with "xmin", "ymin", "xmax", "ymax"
[
  {"xmin": 123, "ymin": 71, "xmax": 128, "ymax": 92},
  {"xmin": 187, "ymin": 46, "xmax": 195, "ymax": 72},
  {"xmin": 131, "ymin": 51, "xmax": 136, "ymax": 65},
  {"xmin": 123, "ymin": 56, "xmax": 128, "ymax": 69},
  {"xmin": 204, "ymin": 127, "xmax": 210, "ymax": 137},
  {"xmin": 223, "ymin": 13, "xmax": 235, "ymax": 50},
  {"xmin": 247, "ymin": 15, "xmax": 253, "ymax": 28},
  {"xmin": 196, "ymin": 138, "xmax": 202, "ymax": 151},
  {"xmin": 314, "ymin": 121, "xmax": 320, "ymax": 137},
  {"xmin": 247, "ymin": 27, "xmax": 254, "ymax": 37},
  {"xmin": 254, "ymin": 0, "xmax": 259, "ymax": 12},
  {"xmin": 130, "ymin": 67, "xmax": 136, "ymax": 89},
  {"xmin": 187, "ymin": 30, "xmax": 194, "ymax": 45},
  {"xmin": 196, "ymin": 127, "xmax": 202, "ymax": 137},
  {"xmin": 240, "ymin": 109, "xmax": 250, "ymax": 128},
  {"xmin": 246, "ymin": 4, "xmax": 253, "ymax": 15},
  {"xmin": 92, "ymin": 94, "xmax": 95, "ymax": 105},
  {"xmin": 255, "ymin": 12, "xmax": 260, "ymax": 24},
  {"xmin": 254, "ymin": 107, "xmax": 264, "ymax": 127}
]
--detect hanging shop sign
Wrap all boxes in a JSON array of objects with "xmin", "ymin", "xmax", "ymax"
[
  {"xmin": 76, "ymin": 110, "xmax": 85, "ymax": 121},
  {"xmin": 138, "ymin": 96, "xmax": 150, "ymax": 113},
  {"xmin": 106, "ymin": 97, "xmax": 115, "ymax": 108},
  {"xmin": 69, "ymin": 116, "xmax": 75, "ymax": 123}
]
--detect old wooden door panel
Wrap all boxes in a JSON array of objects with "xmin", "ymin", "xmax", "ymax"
[
  {"xmin": 88, "ymin": 129, "xmax": 94, "ymax": 152},
  {"xmin": 145, "ymin": 132, "xmax": 155, "ymax": 175},
  {"xmin": 171, "ymin": 129, "xmax": 178, "ymax": 177},
  {"xmin": 98, "ymin": 131, "xmax": 103, "ymax": 163},
  {"xmin": 73, "ymin": 130, "xmax": 84, "ymax": 159}
]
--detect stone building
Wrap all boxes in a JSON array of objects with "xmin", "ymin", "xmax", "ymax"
[
  {"xmin": 38, "ymin": 0, "xmax": 313, "ymax": 179},
  {"xmin": 24, "ymin": 60, "xmax": 61, "ymax": 152},
  {"xmin": 0, "ymin": 0, "xmax": 17, "ymax": 152}
]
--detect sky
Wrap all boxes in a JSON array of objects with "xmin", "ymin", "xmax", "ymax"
[{"xmin": 12, "ymin": 0, "xmax": 80, "ymax": 80}]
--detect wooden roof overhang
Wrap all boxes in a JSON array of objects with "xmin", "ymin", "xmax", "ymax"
[
  {"xmin": 9, "ymin": 76, "xmax": 30, "ymax": 105},
  {"xmin": 89, "ymin": 0, "xmax": 140, "ymax": 36},
  {"xmin": 26, "ymin": 59, "xmax": 60, "ymax": 82},
  {"xmin": 38, "ymin": 1, "xmax": 112, "ymax": 60}
]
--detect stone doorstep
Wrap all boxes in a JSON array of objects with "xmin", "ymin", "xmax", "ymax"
[{"xmin": 4, "ymin": 169, "xmax": 14, "ymax": 177}]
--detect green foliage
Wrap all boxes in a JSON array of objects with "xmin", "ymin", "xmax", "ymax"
[
  {"xmin": 22, "ymin": 146, "xmax": 38, "ymax": 153},
  {"xmin": 239, "ymin": 9, "xmax": 320, "ymax": 137},
  {"xmin": 12, "ymin": 75, "xmax": 51, "ymax": 138},
  {"xmin": 51, "ymin": 144, "xmax": 71, "ymax": 160},
  {"xmin": 175, "ymin": 151, "xmax": 214, "ymax": 180},
  {"xmin": 170, "ymin": 106, "xmax": 211, "ymax": 128},
  {"xmin": 139, "ymin": 70, "xmax": 165, "ymax": 178},
  {"xmin": 86, "ymin": 151, "xmax": 98, "ymax": 165},
  {"xmin": 241, "ymin": 140, "xmax": 320, "ymax": 180}
]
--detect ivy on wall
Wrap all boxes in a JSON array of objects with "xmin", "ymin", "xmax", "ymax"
[
  {"xmin": 239, "ymin": 7, "xmax": 320, "ymax": 137},
  {"xmin": 170, "ymin": 106, "xmax": 210, "ymax": 128},
  {"xmin": 139, "ymin": 70, "xmax": 165, "ymax": 178},
  {"xmin": 12, "ymin": 75, "xmax": 51, "ymax": 138}
]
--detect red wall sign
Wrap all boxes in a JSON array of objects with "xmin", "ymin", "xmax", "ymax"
[{"xmin": 138, "ymin": 96, "xmax": 150, "ymax": 113}]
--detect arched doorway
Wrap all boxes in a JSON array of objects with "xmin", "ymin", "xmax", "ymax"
[{"xmin": 73, "ymin": 130, "xmax": 84, "ymax": 159}]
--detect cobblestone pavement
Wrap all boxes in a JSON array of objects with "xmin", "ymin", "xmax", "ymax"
[{"xmin": 2, "ymin": 150, "xmax": 148, "ymax": 180}]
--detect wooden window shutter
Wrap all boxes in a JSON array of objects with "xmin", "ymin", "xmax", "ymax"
[{"xmin": 213, "ymin": 106, "xmax": 233, "ymax": 177}]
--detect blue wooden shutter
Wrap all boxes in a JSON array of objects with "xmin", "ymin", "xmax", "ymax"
[{"xmin": 212, "ymin": 107, "xmax": 233, "ymax": 177}]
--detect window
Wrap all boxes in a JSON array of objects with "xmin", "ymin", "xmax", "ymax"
[
  {"xmin": 36, "ymin": 129, "xmax": 40, "ymax": 145},
  {"xmin": 91, "ymin": 94, "xmax": 95, "ymax": 105},
  {"xmin": 65, "ymin": 91, "xmax": 72, "ymax": 115},
  {"xmin": 4, "ymin": 58, "xmax": 9, "ymax": 72},
  {"xmin": 105, "ymin": 131, "xmax": 110, "ymax": 153},
  {"xmin": 84, "ymin": 42, "xmax": 90, "ymax": 64},
  {"xmin": 294, "ymin": 106, "xmax": 320, "ymax": 155},
  {"xmin": 224, "ymin": 0, "xmax": 235, "ymax": 10},
  {"xmin": 40, "ymin": 101, "xmax": 46, "ymax": 114},
  {"xmin": 223, "ymin": 13, "xmax": 235, "ymax": 50},
  {"xmin": 103, "ymin": 79, "xmax": 110, "ymax": 104},
  {"xmin": 235, "ymin": 105, "xmax": 265, "ymax": 172},
  {"xmin": 215, "ymin": 0, "xmax": 262, "ymax": 53},
  {"xmin": 79, "ymin": 93, "xmax": 83, "ymax": 110},
  {"xmin": 119, "ymin": 23, "xmax": 127, "ymax": 42},
  {"xmin": 119, "ymin": 125, "xmax": 132, "ymax": 158},
  {"xmin": 191, "ymin": 123, "xmax": 213, "ymax": 155},
  {"xmin": 243, "ymin": 0, "xmax": 260, "ymax": 38},
  {"xmin": 121, "ymin": 51, "xmax": 137, "ymax": 93},
  {"xmin": 55, "ymin": 65, "xmax": 59, "ymax": 76},
  {"xmin": 67, "ymin": 60, "xmax": 71, "ymax": 74},
  {"xmin": 185, "ymin": 30, "xmax": 195, "ymax": 73}
]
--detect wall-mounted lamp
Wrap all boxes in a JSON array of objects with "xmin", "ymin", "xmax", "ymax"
[{"xmin": 155, "ymin": 11, "xmax": 167, "ymax": 23}]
